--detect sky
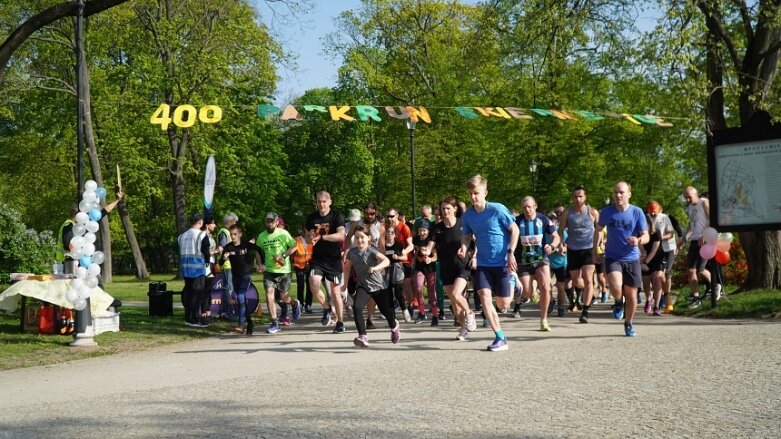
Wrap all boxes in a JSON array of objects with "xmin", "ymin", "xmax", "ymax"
[{"xmin": 253, "ymin": 0, "xmax": 363, "ymax": 104}]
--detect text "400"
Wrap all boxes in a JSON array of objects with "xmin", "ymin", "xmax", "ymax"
[{"xmin": 150, "ymin": 104, "xmax": 222, "ymax": 130}]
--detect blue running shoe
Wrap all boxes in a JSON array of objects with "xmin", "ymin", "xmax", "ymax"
[
  {"xmin": 624, "ymin": 321, "xmax": 636, "ymax": 337},
  {"xmin": 487, "ymin": 338, "xmax": 508, "ymax": 352},
  {"xmin": 266, "ymin": 323, "xmax": 281, "ymax": 334},
  {"xmin": 322, "ymin": 309, "xmax": 332, "ymax": 326},
  {"xmin": 292, "ymin": 299, "xmax": 302, "ymax": 321},
  {"xmin": 612, "ymin": 304, "xmax": 624, "ymax": 320}
]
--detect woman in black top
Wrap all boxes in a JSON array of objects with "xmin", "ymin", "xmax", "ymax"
[{"xmin": 222, "ymin": 224, "xmax": 264, "ymax": 335}]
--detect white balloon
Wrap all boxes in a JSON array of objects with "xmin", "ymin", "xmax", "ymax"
[
  {"xmin": 83, "ymin": 243, "xmax": 95, "ymax": 256},
  {"xmin": 87, "ymin": 263, "xmax": 101, "ymax": 277},
  {"xmin": 75, "ymin": 212, "xmax": 89, "ymax": 224},
  {"xmin": 82, "ymin": 191, "xmax": 97, "ymax": 203},
  {"xmin": 85, "ymin": 232, "xmax": 96, "ymax": 244},
  {"xmin": 84, "ymin": 275, "xmax": 99, "ymax": 289},
  {"xmin": 73, "ymin": 298, "xmax": 87, "ymax": 311},
  {"xmin": 86, "ymin": 221, "xmax": 99, "ymax": 233},
  {"xmin": 92, "ymin": 251, "xmax": 105, "ymax": 265},
  {"xmin": 71, "ymin": 278, "xmax": 84, "ymax": 291},
  {"xmin": 65, "ymin": 289, "xmax": 79, "ymax": 303},
  {"xmin": 79, "ymin": 199, "xmax": 92, "ymax": 213},
  {"xmin": 70, "ymin": 246, "xmax": 83, "ymax": 259},
  {"xmin": 72, "ymin": 223, "xmax": 87, "ymax": 237},
  {"xmin": 84, "ymin": 180, "xmax": 98, "ymax": 192},
  {"xmin": 70, "ymin": 236, "xmax": 85, "ymax": 249},
  {"xmin": 75, "ymin": 266, "xmax": 88, "ymax": 279}
]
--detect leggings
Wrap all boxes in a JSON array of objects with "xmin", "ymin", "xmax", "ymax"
[
  {"xmin": 295, "ymin": 268, "xmax": 312, "ymax": 306},
  {"xmin": 353, "ymin": 286, "xmax": 397, "ymax": 336},
  {"xmin": 232, "ymin": 274, "xmax": 253, "ymax": 327},
  {"xmin": 386, "ymin": 282, "xmax": 404, "ymax": 311},
  {"xmin": 414, "ymin": 270, "xmax": 438, "ymax": 315}
]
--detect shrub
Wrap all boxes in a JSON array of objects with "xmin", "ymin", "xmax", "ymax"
[{"xmin": 0, "ymin": 203, "xmax": 56, "ymax": 282}]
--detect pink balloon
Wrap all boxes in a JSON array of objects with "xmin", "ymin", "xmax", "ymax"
[{"xmin": 699, "ymin": 243, "xmax": 716, "ymax": 260}]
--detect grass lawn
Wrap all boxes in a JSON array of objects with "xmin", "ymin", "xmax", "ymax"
[
  {"xmin": 0, "ymin": 306, "xmax": 268, "ymax": 371},
  {"xmin": 673, "ymin": 287, "xmax": 781, "ymax": 319},
  {"xmin": 103, "ymin": 274, "xmax": 185, "ymax": 302}
]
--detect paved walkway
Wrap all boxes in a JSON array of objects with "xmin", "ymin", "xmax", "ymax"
[{"xmin": 1, "ymin": 303, "xmax": 779, "ymax": 438}]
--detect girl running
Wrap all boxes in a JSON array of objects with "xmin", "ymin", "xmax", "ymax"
[
  {"xmin": 222, "ymin": 224, "xmax": 264, "ymax": 335},
  {"xmin": 343, "ymin": 225, "xmax": 401, "ymax": 347}
]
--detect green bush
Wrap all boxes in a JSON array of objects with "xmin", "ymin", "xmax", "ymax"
[{"xmin": 0, "ymin": 203, "xmax": 56, "ymax": 282}]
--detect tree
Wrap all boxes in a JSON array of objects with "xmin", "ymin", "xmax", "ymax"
[{"xmin": 700, "ymin": 1, "xmax": 781, "ymax": 289}]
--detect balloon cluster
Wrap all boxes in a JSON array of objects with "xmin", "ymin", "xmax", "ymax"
[
  {"xmin": 65, "ymin": 180, "xmax": 107, "ymax": 311},
  {"xmin": 699, "ymin": 227, "xmax": 733, "ymax": 265}
]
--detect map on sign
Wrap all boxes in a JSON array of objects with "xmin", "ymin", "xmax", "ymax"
[{"xmin": 714, "ymin": 139, "xmax": 781, "ymax": 227}]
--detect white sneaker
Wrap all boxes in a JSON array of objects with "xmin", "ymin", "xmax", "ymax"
[
  {"xmin": 714, "ymin": 284, "xmax": 723, "ymax": 300},
  {"xmin": 465, "ymin": 311, "xmax": 477, "ymax": 332},
  {"xmin": 456, "ymin": 327, "xmax": 469, "ymax": 341},
  {"xmin": 403, "ymin": 309, "xmax": 412, "ymax": 323}
]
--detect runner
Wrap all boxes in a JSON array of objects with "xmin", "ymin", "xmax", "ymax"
[
  {"xmin": 640, "ymin": 213, "xmax": 666, "ymax": 316},
  {"xmin": 412, "ymin": 220, "xmax": 438, "ymax": 325},
  {"xmin": 345, "ymin": 203, "xmax": 386, "ymax": 329},
  {"xmin": 383, "ymin": 227, "xmax": 409, "ymax": 322},
  {"xmin": 222, "ymin": 224, "xmax": 264, "ymax": 335},
  {"xmin": 559, "ymin": 186, "xmax": 600, "ymax": 323},
  {"xmin": 256, "ymin": 212, "xmax": 299, "ymax": 334},
  {"xmin": 307, "ymin": 191, "xmax": 347, "ymax": 333},
  {"xmin": 216, "ymin": 213, "xmax": 239, "ymax": 320},
  {"xmin": 432, "ymin": 196, "xmax": 476, "ymax": 341},
  {"xmin": 343, "ymin": 224, "xmax": 401, "ymax": 347},
  {"xmin": 594, "ymin": 181, "xmax": 649, "ymax": 337},
  {"xmin": 514, "ymin": 196, "xmax": 560, "ymax": 332},
  {"xmin": 458, "ymin": 175, "xmax": 519, "ymax": 352},
  {"xmin": 547, "ymin": 212, "xmax": 573, "ymax": 318},
  {"xmin": 385, "ymin": 207, "xmax": 415, "ymax": 318}
]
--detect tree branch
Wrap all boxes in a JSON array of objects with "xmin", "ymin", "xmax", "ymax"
[
  {"xmin": 696, "ymin": 0, "xmax": 742, "ymax": 72},
  {"xmin": 0, "ymin": 0, "xmax": 131, "ymax": 83}
]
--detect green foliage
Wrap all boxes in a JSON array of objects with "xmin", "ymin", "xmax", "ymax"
[{"xmin": 0, "ymin": 203, "xmax": 56, "ymax": 281}]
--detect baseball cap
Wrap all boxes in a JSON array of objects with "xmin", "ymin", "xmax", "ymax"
[
  {"xmin": 418, "ymin": 219, "xmax": 431, "ymax": 230},
  {"xmin": 265, "ymin": 212, "xmax": 279, "ymax": 221},
  {"xmin": 348, "ymin": 208, "xmax": 361, "ymax": 222}
]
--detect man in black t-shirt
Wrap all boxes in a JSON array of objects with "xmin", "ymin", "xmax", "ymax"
[{"xmin": 306, "ymin": 191, "xmax": 347, "ymax": 333}]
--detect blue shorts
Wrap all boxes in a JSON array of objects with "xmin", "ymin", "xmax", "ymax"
[{"xmin": 473, "ymin": 266, "xmax": 511, "ymax": 298}]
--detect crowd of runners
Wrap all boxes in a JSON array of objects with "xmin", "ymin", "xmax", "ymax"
[{"xmin": 178, "ymin": 176, "xmax": 720, "ymax": 351}]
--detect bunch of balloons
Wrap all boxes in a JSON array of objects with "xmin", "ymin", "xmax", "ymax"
[
  {"xmin": 699, "ymin": 227, "xmax": 733, "ymax": 265},
  {"xmin": 65, "ymin": 180, "xmax": 107, "ymax": 311}
]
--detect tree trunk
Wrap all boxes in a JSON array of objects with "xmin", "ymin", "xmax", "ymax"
[
  {"xmin": 79, "ymin": 25, "xmax": 149, "ymax": 281},
  {"xmin": 116, "ymin": 199, "xmax": 150, "ymax": 279},
  {"xmin": 168, "ymin": 126, "xmax": 189, "ymax": 236},
  {"xmin": 739, "ymin": 231, "xmax": 781, "ymax": 289}
]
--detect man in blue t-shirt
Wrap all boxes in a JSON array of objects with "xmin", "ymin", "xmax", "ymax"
[
  {"xmin": 459, "ymin": 175, "xmax": 519, "ymax": 352},
  {"xmin": 594, "ymin": 181, "xmax": 649, "ymax": 337}
]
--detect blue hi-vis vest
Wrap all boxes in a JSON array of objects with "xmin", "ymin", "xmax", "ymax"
[{"xmin": 178, "ymin": 228, "xmax": 206, "ymax": 278}]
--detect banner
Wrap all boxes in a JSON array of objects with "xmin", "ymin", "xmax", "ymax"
[{"xmin": 150, "ymin": 103, "xmax": 676, "ymax": 129}]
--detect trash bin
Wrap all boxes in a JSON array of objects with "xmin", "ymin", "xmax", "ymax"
[{"xmin": 148, "ymin": 282, "xmax": 172, "ymax": 317}]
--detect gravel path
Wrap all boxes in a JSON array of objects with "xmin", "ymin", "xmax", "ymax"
[{"xmin": 1, "ymin": 303, "xmax": 779, "ymax": 438}]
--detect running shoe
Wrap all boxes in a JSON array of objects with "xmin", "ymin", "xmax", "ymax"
[
  {"xmin": 663, "ymin": 304, "xmax": 674, "ymax": 314},
  {"xmin": 659, "ymin": 295, "xmax": 667, "ymax": 308},
  {"xmin": 578, "ymin": 312, "xmax": 589, "ymax": 324},
  {"xmin": 547, "ymin": 299, "xmax": 557, "ymax": 315},
  {"xmin": 279, "ymin": 316, "xmax": 291, "ymax": 326},
  {"xmin": 688, "ymin": 300, "xmax": 701, "ymax": 309},
  {"xmin": 453, "ymin": 319, "xmax": 460, "ymax": 327},
  {"xmin": 353, "ymin": 334, "xmax": 370, "ymax": 348},
  {"xmin": 333, "ymin": 321, "xmax": 345, "ymax": 333},
  {"xmin": 714, "ymin": 284, "xmax": 723, "ymax": 300},
  {"xmin": 304, "ymin": 305, "xmax": 313, "ymax": 314},
  {"xmin": 612, "ymin": 304, "xmax": 624, "ymax": 320},
  {"xmin": 539, "ymin": 320, "xmax": 551, "ymax": 332},
  {"xmin": 456, "ymin": 327, "xmax": 469, "ymax": 341},
  {"xmin": 653, "ymin": 308, "xmax": 662, "ymax": 316},
  {"xmin": 438, "ymin": 311, "xmax": 446, "ymax": 321},
  {"xmin": 266, "ymin": 323, "xmax": 281, "ymax": 334},
  {"xmin": 246, "ymin": 320, "xmax": 254, "ymax": 335},
  {"xmin": 366, "ymin": 319, "xmax": 376, "ymax": 330},
  {"xmin": 531, "ymin": 291, "xmax": 540, "ymax": 304},
  {"xmin": 557, "ymin": 307, "xmax": 566, "ymax": 317},
  {"xmin": 466, "ymin": 312, "xmax": 477, "ymax": 332},
  {"xmin": 487, "ymin": 337, "xmax": 508, "ymax": 352},
  {"xmin": 600, "ymin": 292, "xmax": 608, "ymax": 303},
  {"xmin": 514, "ymin": 310, "xmax": 521, "ymax": 319},
  {"xmin": 390, "ymin": 323, "xmax": 401, "ymax": 344},
  {"xmin": 414, "ymin": 312, "xmax": 426, "ymax": 324},
  {"xmin": 430, "ymin": 316, "xmax": 439, "ymax": 327},
  {"xmin": 292, "ymin": 299, "xmax": 302, "ymax": 320},
  {"xmin": 624, "ymin": 321, "xmax": 636, "ymax": 337},
  {"xmin": 322, "ymin": 309, "xmax": 332, "ymax": 326},
  {"xmin": 403, "ymin": 309, "xmax": 412, "ymax": 323},
  {"xmin": 644, "ymin": 298, "xmax": 653, "ymax": 314}
]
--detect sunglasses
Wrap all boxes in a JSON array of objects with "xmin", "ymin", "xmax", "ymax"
[
  {"xmin": 365, "ymin": 211, "xmax": 377, "ymax": 216},
  {"xmin": 386, "ymin": 214, "xmax": 396, "ymax": 218}
]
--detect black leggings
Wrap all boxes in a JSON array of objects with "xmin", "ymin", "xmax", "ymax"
[
  {"xmin": 386, "ymin": 282, "xmax": 404, "ymax": 311},
  {"xmin": 353, "ymin": 286, "xmax": 397, "ymax": 336}
]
